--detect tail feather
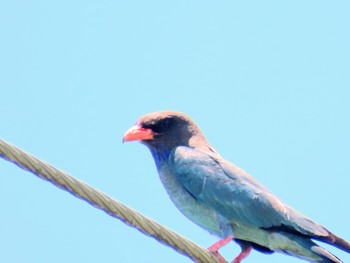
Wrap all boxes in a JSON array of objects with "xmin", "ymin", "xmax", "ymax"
[
  {"xmin": 328, "ymin": 233, "xmax": 350, "ymax": 253},
  {"xmin": 311, "ymin": 230, "xmax": 350, "ymax": 263},
  {"xmin": 316, "ymin": 231, "xmax": 350, "ymax": 253},
  {"xmin": 311, "ymin": 246, "xmax": 342, "ymax": 263},
  {"xmin": 271, "ymin": 231, "xmax": 346, "ymax": 262}
]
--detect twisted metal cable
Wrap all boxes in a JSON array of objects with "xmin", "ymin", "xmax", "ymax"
[{"xmin": 0, "ymin": 140, "xmax": 222, "ymax": 263}]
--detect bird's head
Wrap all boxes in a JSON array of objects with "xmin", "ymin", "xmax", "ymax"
[{"xmin": 123, "ymin": 111, "xmax": 207, "ymax": 153}]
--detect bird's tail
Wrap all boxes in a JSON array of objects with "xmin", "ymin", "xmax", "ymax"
[
  {"xmin": 277, "ymin": 232, "xmax": 344, "ymax": 263},
  {"xmin": 323, "ymin": 232, "xmax": 350, "ymax": 253},
  {"xmin": 311, "ymin": 245, "xmax": 342, "ymax": 263},
  {"xmin": 309, "ymin": 230, "xmax": 350, "ymax": 262}
]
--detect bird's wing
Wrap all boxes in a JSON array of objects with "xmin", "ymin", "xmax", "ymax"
[{"xmin": 169, "ymin": 146, "xmax": 329, "ymax": 238}]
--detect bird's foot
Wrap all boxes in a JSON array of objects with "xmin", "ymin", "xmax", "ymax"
[
  {"xmin": 208, "ymin": 237, "xmax": 233, "ymax": 263},
  {"xmin": 232, "ymin": 245, "xmax": 252, "ymax": 263}
]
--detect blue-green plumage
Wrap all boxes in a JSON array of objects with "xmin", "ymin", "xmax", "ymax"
[{"xmin": 124, "ymin": 111, "xmax": 350, "ymax": 263}]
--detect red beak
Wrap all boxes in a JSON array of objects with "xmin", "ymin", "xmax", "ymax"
[{"xmin": 123, "ymin": 125, "xmax": 155, "ymax": 142}]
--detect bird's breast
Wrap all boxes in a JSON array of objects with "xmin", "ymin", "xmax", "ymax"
[{"xmin": 156, "ymin": 162, "xmax": 222, "ymax": 237}]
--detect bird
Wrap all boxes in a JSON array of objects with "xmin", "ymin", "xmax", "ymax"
[{"xmin": 123, "ymin": 111, "xmax": 350, "ymax": 263}]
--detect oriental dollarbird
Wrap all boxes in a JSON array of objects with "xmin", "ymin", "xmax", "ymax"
[{"xmin": 123, "ymin": 111, "xmax": 350, "ymax": 263}]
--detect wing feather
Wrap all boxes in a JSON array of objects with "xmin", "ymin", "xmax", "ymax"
[{"xmin": 169, "ymin": 146, "xmax": 329, "ymax": 238}]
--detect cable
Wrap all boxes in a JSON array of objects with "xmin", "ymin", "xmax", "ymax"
[{"xmin": 0, "ymin": 140, "xmax": 222, "ymax": 263}]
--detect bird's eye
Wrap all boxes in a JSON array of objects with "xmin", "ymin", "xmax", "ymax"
[
  {"xmin": 161, "ymin": 118, "xmax": 173, "ymax": 130},
  {"xmin": 150, "ymin": 118, "xmax": 175, "ymax": 133}
]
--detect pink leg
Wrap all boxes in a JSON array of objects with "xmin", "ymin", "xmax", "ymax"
[
  {"xmin": 208, "ymin": 237, "xmax": 233, "ymax": 263},
  {"xmin": 208, "ymin": 237, "xmax": 233, "ymax": 252},
  {"xmin": 232, "ymin": 245, "xmax": 252, "ymax": 263}
]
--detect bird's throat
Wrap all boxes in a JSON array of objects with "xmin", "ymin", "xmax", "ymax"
[{"xmin": 150, "ymin": 148, "xmax": 172, "ymax": 168}]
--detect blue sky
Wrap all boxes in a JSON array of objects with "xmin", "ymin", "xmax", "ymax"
[{"xmin": 1, "ymin": 1, "xmax": 349, "ymax": 262}]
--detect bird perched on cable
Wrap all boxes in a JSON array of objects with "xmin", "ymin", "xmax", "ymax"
[{"xmin": 123, "ymin": 111, "xmax": 350, "ymax": 263}]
